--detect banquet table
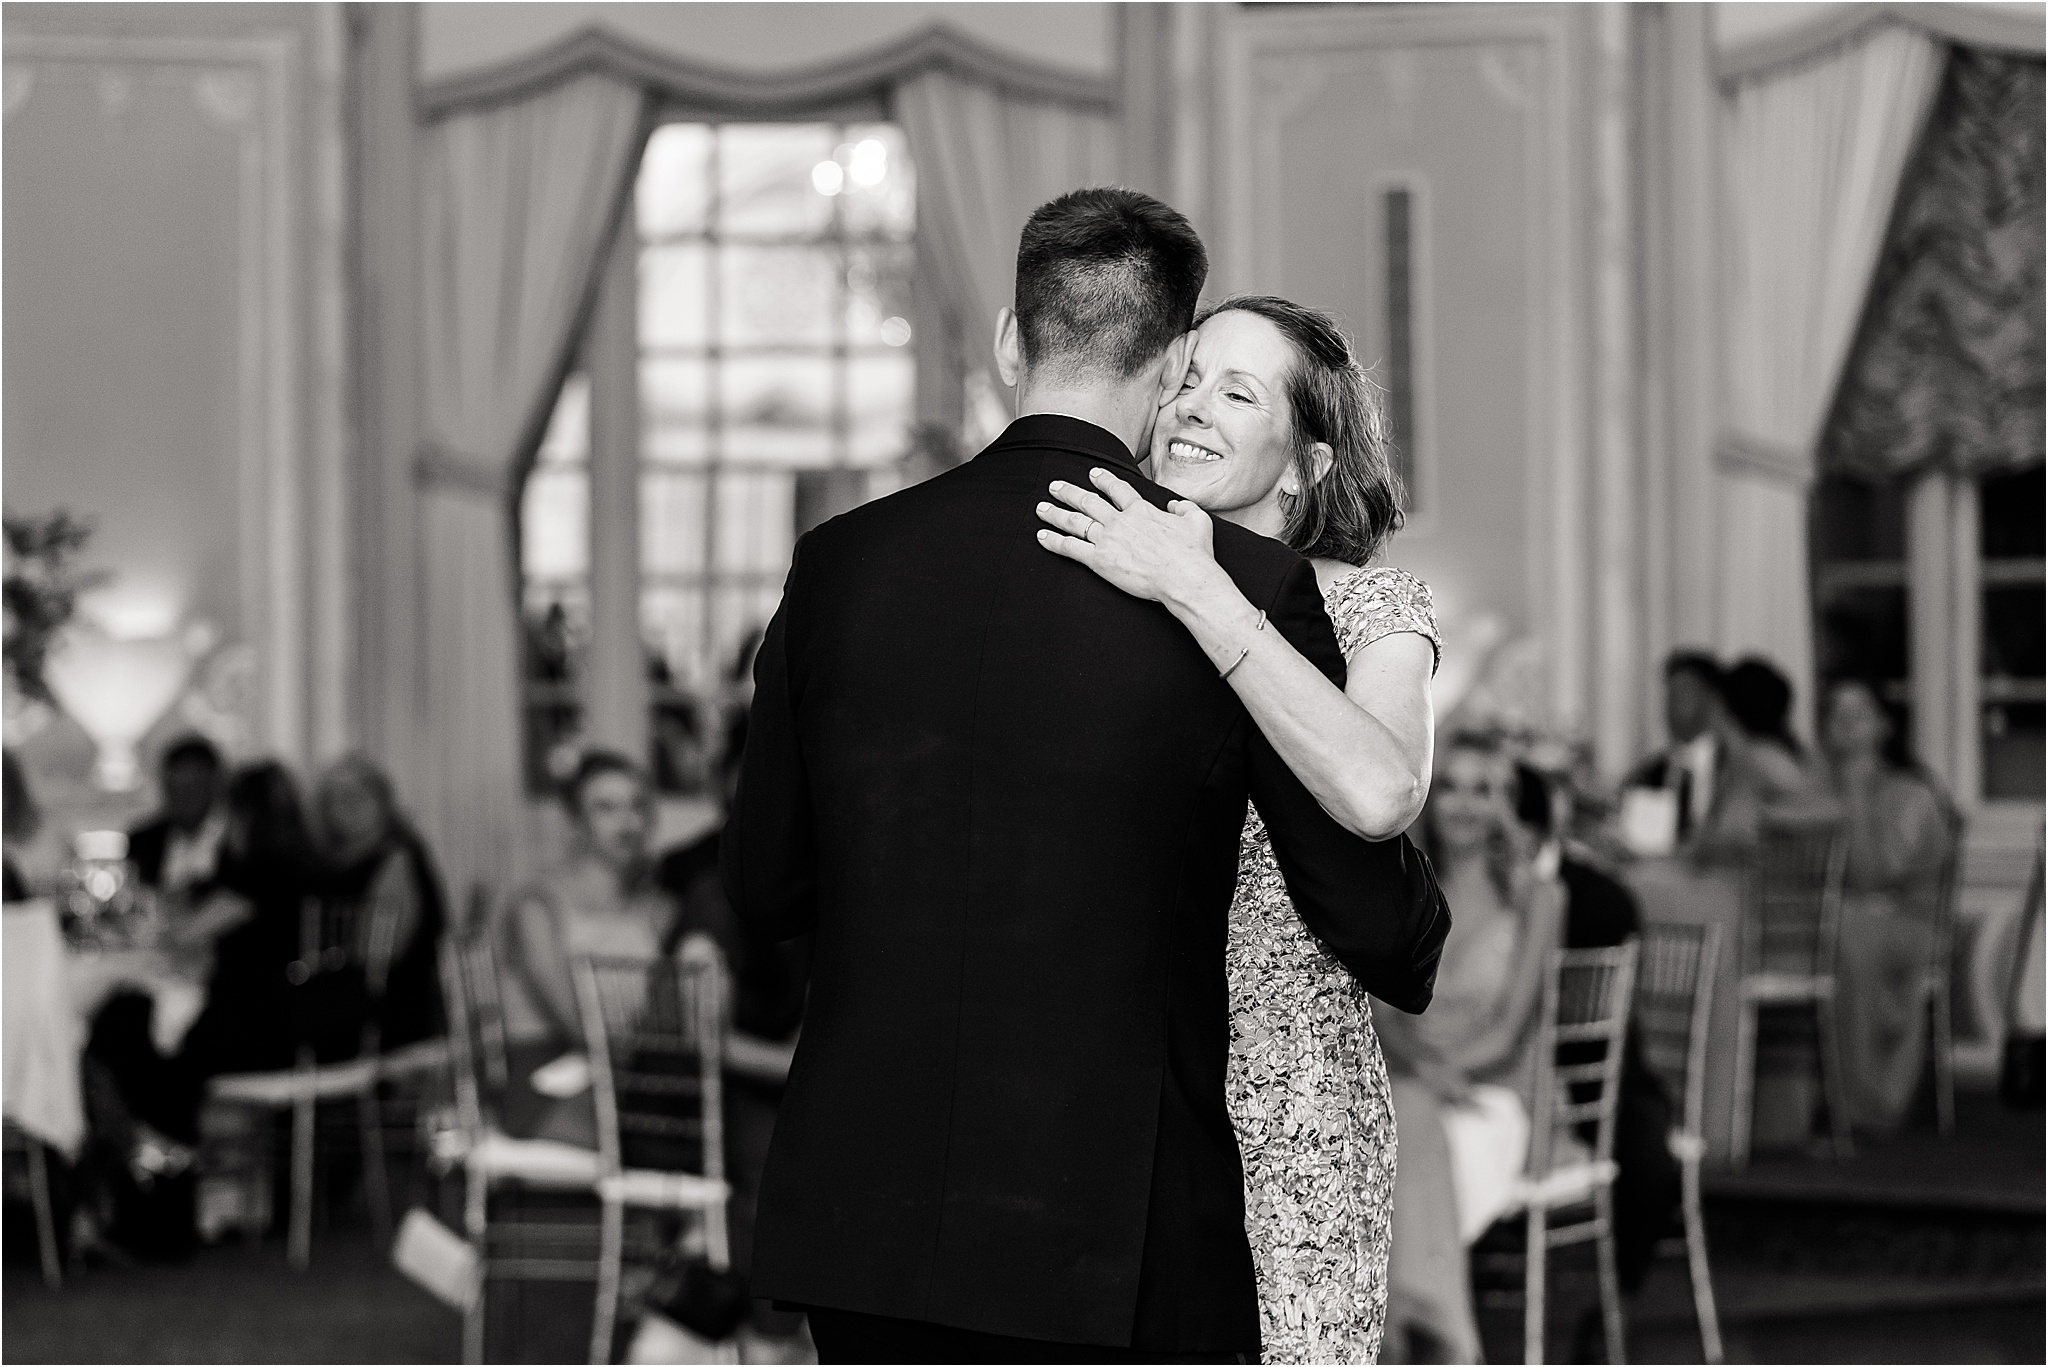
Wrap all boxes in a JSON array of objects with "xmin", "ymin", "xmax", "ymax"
[
  {"xmin": 1621, "ymin": 856, "xmax": 1816, "ymax": 1167},
  {"xmin": 2, "ymin": 899, "xmax": 209, "ymax": 1159}
]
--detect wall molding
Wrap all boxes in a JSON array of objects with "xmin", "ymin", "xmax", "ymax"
[
  {"xmin": 1217, "ymin": 3, "xmax": 1590, "ymax": 737},
  {"xmin": 420, "ymin": 21, "xmax": 1116, "ymax": 120},
  {"xmin": 5, "ymin": 32, "xmax": 314, "ymax": 768}
]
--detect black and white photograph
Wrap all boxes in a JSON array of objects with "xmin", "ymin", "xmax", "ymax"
[{"xmin": 2, "ymin": 2, "xmax": 2043, "ymax": 1363}]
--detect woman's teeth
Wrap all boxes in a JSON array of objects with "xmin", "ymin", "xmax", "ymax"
[{"xmin": 1169, "ymin": 439, "xmax": 1222, "ymax": 463}]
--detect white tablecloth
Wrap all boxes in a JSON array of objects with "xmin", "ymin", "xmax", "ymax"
[
  {"xmin": 3, "ymin": 902, "xmax": 85, "ymax": 1157},
  {"xmin": 3, "ymin": 900, "xmax": 210, "ymax": 1159}
]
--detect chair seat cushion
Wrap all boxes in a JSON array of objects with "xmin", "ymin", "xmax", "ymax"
[
  {"xmin": 1506, "ymin": 1158, "xmax": 1619, "ymax": 1212},
  {"xmin": 465, "ymin": 1128, "xmax": 601, "ymax": 1189},
  {"xmin": 1741, "ymin": 971, "xmax": 1834, "ymax": 1002},
  {"xmin": 210, "ymin": 1058, "xmax": 380, "ymax": 1105},
  {"xmin": 600, "ymin": 1169, "xmax": 729, "ymax": 1210}
]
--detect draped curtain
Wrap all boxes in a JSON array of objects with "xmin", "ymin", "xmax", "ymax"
[
  {"xmin": 1823, "ymin": 49, "xmax": 2046, "ymax": 480},
  {"xmin": 415, "ymin": 74, "xmax": 648, "ymax": 899},
  {"xmin": 895, "ymin": 70, "xmax": 1119, "ymax": 447},
  {"xmin": 1716, "ymin": 25, "xmax": 1946, "ymax": 721}
]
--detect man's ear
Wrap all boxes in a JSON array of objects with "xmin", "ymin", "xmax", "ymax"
[
  {"xmin": 993, "ymin": 307, "xmax": 1025, "ymax": 389},
  {"xmin": 1154, "ymin": 331, "xmax": 1195, "ymax": 408}
]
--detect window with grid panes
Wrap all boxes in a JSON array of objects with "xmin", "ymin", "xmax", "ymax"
[
  {"xmin": 518, "ymin": 123, "xmax": 916, "ymax": 794},
  {"xmin": 1978, "ymin": 465, "xmax": 2044, "ymax": 800},
  {"xmin": 640, "ymin": 122, "xmax": 915, "ymax": 789}
]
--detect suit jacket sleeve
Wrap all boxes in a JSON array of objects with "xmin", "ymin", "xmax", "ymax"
[
  {"xmin": 721, "ymin": 549, "xmax": 818, "ymax": 941},
  {"xmin": 1246, "ymin": 557, "xmax": 1450, "ymax": 1014}
]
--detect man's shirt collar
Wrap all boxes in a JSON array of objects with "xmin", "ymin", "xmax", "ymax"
[{"xmin": 980, "ymin": 413, "xmax": 1143, "ymax": 474}]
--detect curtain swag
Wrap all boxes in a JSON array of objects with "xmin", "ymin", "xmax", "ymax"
[{"xmin": 421, "ymin": 22, "xmax": 1115, "ymax": 121}]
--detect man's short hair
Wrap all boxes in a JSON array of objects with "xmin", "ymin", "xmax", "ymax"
[
  {"xmin": 1663, "ymin": 650, "xmax": 1723, "ymax": 691},
  {"xmin": 1014, "ymin": 187, "xmax": 1208, "ymax": 382},
  {"xmin": 161, "ymin": 734, "xmax": 224, "ymax": 774}
]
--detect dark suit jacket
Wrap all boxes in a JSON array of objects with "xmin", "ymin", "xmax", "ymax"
[
  {"xmin": 722, "ymin": 415, "xmax": 1448, "ymax": 1353},
  {"xmin": 127, "ymin": 817, "xmax": 176, "ymax": 890}
]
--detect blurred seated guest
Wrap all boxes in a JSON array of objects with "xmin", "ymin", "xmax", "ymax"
[
  {"xmin": 1823, "ymin": 679, "xmax": 1957, "ymax": 1136},
  {"xmin": 128, "ymin": 735, "xmax": 229, "ymax": 895},
  {"xmin": 660, "ymin": 714, "xmax": 808, "ymax": 1055},
  {"xmin": 1722, "ymin": 658, "xmax": 1803, "ymax": 766},
  {"xmin": 1624, "ymin": 652, "xmax": 1730, "ymax": 847},
  {"xmin": 172, "ymin": 762, "xmax": 325, "ymax": 1086},
  {"xmin": 1517, "ymin": 763, "xmax": 1681, "ymax": 1295},
  {"xmin": 1379, "ymin": 734, "xmax": 1565, "ymax": 1364},
  {"xmin": 84, "ymin": 762, "xmax": 318, "ymax": 1253},
  {"xmin": 313, "ymin": 756, "xmax": 446, "ymax": 1051},
  {"xmin": 658, "ymin": 713, "xmax": 810, "ymax": 1351},
  {"xmin": 1718, "ymin": 656, "xmax": 1836, "ymax": 825},
  {"xmin": 5, "ymin": 748, "xmax": 38, "ymax": 900},
  {"xmin": 497, "ymin": 751, "xmax": 672, "ymax": 1149}
]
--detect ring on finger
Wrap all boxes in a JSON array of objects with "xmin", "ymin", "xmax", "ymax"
[{"xmin": 1086, "ymin": 518, "xmax": 1103, "ymax": 541}]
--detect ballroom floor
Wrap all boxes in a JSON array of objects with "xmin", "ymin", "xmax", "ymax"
[{"xmin": 7, "ymin": 1091, "xmax": 2041, "ymax": 1364}]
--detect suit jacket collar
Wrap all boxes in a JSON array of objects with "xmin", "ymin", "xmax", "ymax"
[{"xmin": 980, "ymin": 413, "xmax": 1143, "ymax": 474}]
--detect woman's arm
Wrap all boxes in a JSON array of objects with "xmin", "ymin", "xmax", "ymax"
[
  {"xmin": 505, "ymin": 890, "xmax": 578, "ymax": 1041},
  {"xmin": 1038, "ymin": 468, "xmax": 1431, "ymax": 840}
]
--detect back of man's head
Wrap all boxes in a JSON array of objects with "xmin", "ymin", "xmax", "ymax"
[{"xmin": 1014, "ymin": 187, "xmax": 1207, "ymax": 385}]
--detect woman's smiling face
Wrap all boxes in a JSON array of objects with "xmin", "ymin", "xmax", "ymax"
[{"xmin": 1149, "ymin": 309, "xmax": 1301, "ymax": 534}]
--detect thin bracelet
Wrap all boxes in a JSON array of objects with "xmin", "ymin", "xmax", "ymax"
[{"xmin": 1218, "ymin": 610, "xmax": 1268, "ymax": 681}]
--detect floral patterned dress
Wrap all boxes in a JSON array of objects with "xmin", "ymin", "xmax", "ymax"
[{"xmin": 1226, "ymin": 566, "xmax": 1440, "ymax": 1364}]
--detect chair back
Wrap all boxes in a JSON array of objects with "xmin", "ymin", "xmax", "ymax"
[
  {"xmin": 572, "ymin": 940, "xmax": 726, "ymax": 1186},
  {"xmin": 1529, "ymin": 941, "xmax": 1640, "ymax": 1176},
  {"xmin": 1635, "ymin": 923, "xmax": 1721, "ymax": 1140},
  {"xmin": 1746, "ymin": 819, "xmax": 1846, "ymax": 979},
  {"xmin": 438, "ymin": 886, "xmax": 510, "ymax": 1123},
  {"xmin": 1926, "ymin": 803, "xmax": 1969, "ymax": 989}
]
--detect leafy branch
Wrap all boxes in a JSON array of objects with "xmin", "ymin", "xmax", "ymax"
[{"xmin": 4, "ymin": 509, "xmax": 106, "ymax": 703}]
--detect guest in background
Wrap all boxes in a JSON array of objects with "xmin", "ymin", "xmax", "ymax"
[
  {"xmin": 1717, "ymin": 656, "xmax": 1836, "ymax": 830},
  {"xmin": 127, "ymin": 736, "xmax": 229, "ymax": 896},
  {"xmin": 1626, "ymin": 652, "xmax": 1732, "ymax": 846},
  {"xmin": 1380, "ymin": 734, "xmax": 1565, "ymax": 1364},
  {"xmin": 5, "ymin": 748, "xmax": 38, "ymax": 900},
  {"xmin": 1823, "ymin": 679, "xmax": 1957, "ymax": 1136},
  {"xmin": 313, "ymin": 756, "xmax": 447, "ymax": 1052},
  {"xmin": 175, "ymin": 762, "xmax": 324, "ymax": 1086},
  {"xmin": 1722, "ymin": 657, "xmax": 1803, "ymax": 766},
  {"xmin": 497, "ymin": 751, "xmax": 672, "ymax": 1148},
  {"xmin": 658, "ymin": 712, "xmax": 809, "ymax": 1352}
]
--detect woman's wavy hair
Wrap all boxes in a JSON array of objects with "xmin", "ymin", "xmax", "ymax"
[{"xmin": 1195, "ymin": 295, "xmax": 1405, "ymax": 566}]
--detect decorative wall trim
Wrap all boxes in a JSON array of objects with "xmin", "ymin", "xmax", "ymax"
[
  {"xmin": 5, "ymin": 32, "xmax": 308, "ymax": 767},
  {"xmin": 1715, "ymin": 429, "xmax": 1817, "ymax": 486},
  {"xmin": 1717, "ymin": 2, "xmax": 2045, "ymax": 85},
  {"xmin": 309, "ymin": 4, "xmax": 352, "ymax": 765},
  {"xmin": 1368, "ymin": 169, "xmax": 1439, "ymax": 536},
  {"xmin": 420, "ymin": 22, "xmax": 1117, "ymax": 119},
  {"xmin": 1218, "ymin": 3, "xmax": 1589, "ymax": 735}
]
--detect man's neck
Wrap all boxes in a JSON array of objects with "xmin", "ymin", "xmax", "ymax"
[{"xmin": 1015, "ymin": 383, "xmax": 1156, "ymax": 464}]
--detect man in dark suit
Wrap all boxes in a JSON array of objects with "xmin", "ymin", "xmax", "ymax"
[
  {"xmin": 127, "ymin": 734, "xmax": 227, "ymax": 893},
  {"xmin": 723, "ymin": 188, "xmax": 1449, "ymax": 1363}
]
